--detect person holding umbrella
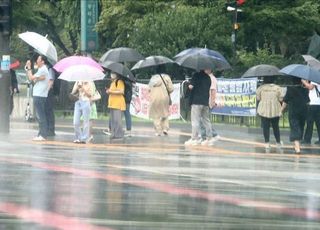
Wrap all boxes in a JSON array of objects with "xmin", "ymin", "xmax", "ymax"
[
  {"xmin": 25, "ymin": 55, "xmax": 50, "ymax": 141},
  {"xmin": 148, "ymin": 66, "xmax": 174, "ymax": 136},
  {"xmin": 256, "ymin": 76, "xmax": 284, "ymax": 150},
  {"xmin": 70, "ymin": 81, "xmax": 94, "ymax": 143},
  {"xmin": 106, "ymin": 72, "xmax": 126, "ymax": 139},
  {"xmin": 184, "ymin": 68, "xmax": 214, "ymax": 145},
  {"xmin": 301, "ymin": 80, "xmax": 320, "ymax": 145},
  {"xmin": 281, "ymin": 77, "xmax": 310, "ymax": 153}
]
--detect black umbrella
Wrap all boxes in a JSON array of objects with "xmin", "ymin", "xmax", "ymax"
[
  {"xmin": 242, "ymin": 64, "xmax": 283, "ymax": 78},
  {"xmin": 99, "ymin": 47, "xmax": 144, "ymax": 63},
  {"xmin": 101, "ymin": 61, "xmax": 135, "ymax": 82},
  {"xmin": 174, "ymin": 47, "xmax": 231, "ymax": 70},
  {"xmin": 131, "ymin": 55, "xmax": 175, "ymax": 71},
  {"xmin": 279, "ymin": 64, "xmax": 320, "ymax": 84},
  {"xmin": 175, "ymin": 53, "xmax": 218, "ymax": 72}
]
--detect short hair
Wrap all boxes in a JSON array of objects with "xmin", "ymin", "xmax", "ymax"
[{"xmin": 38, "ymin": 55, "xmax": 49, "ymax": 65}]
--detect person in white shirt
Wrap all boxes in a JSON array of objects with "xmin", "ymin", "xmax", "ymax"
[
  {"xmin": 301, "ymin": 80, "xmax": 320, "ymax": 144},
  {"xmin": 25, "ymin": 55, "xmax": 50, "ymax": 141}
]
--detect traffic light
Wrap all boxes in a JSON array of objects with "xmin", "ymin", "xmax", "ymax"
[
  {"xmin": 0, "ymin": 0, "xmax": 11, "ymax": 35},
  {"xmin": 236, "ymin": 0, "xmax": 246, "ymax": 6}
]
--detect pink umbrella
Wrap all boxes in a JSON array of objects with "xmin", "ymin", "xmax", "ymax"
[{"xmin": 53, "ymin": 56, "xmax": 103, "ymax": 72}]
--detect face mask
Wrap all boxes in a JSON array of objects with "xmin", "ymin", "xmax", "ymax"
[{"xmin": 111, "ymin": 73, "xmax": 117, "ymax": 79}]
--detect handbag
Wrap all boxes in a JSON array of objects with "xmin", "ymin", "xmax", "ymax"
[
  {"xmin": 159, "ymin": 74, "xmax": 172, "ymax": 105},
  {"xmin": 68, "ymin": 92, "xmax": 79, "ymax": 102},
  {"xmin": 91, "ymin": 90, "xmax": 101, "ymax": 101}
]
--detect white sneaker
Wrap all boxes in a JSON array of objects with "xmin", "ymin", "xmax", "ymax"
[
  {"xmin": 276, "ymin": 141, "xmax": 283, "ymax": 148},
  {"xmin": 212, "ymin": 135, "xmax": 220, "ymax": 141},
  {"xmin": 265, "ymin": 143, "xmax": 271, "ymax": 149},
  {"xmin": 185, "ymin": 138, "xmax": 201, "ymax": 146},
  {"xmin": 201, "ymin": 139, "xmax": 209, "ymax": 145},
  {"xmin": 124, "ymin": 131, "xmax": 132, "ymax": 137},
  {"xmin": 103, "ymin": 129, "xmax": 111, "ymax": 135},
  {"xmin": 32, "ymin": 136, "xmax": 46, "ymax": 141},
  {"xmin": 86, "ymin": 135, "xmax": 94, "ymax": 143}
]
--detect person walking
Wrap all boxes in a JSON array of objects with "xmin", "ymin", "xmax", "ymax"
[
  {"xmin": 185, "ymin": 68, "xmax": 214, "ymax": 145},
  {"xmin": 256, "ymin": 77, "xmax": 284, "ymax": 149},
  {"xmin": 301, "ymin": 80, "xmax": 320, "ymax": 145},
  {"xmin": 25, "ymin": 55, "xmax": 50, "ymax": 141},
  {"xmin": 71, "ymin": 81, "xmax": 94, "ymax": 143},
  {"xmin": 148, "ymin": 72, "xmax": 174, "ymax": 136},
  {"xmin": 107, "ymin": 72, "xmax": 126, "ymax": 139},
  {"xmin": 281, "ymin": 78, "xmax": 310, "ymax": 153}
]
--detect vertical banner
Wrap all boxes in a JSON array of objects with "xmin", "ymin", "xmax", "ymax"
[
  {"xmin": 212, "ymin": 78, "xmax": 257, "ymax": 116},
  {"xmin": 81, "ymin": 0, "xmax": 98, "ymax": 52},
  {"xmin": 130, "ymin": 83, "xmax": 181, "ymax": 120}
]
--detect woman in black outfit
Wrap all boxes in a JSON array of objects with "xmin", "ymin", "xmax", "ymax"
[{"xmin": 281, "ymin": 78, "xmax": 310, "ymax": 153}]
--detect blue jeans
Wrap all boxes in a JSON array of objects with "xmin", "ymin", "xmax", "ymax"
[
  {"xmin": 123, "ymin": 103, "xmax": 132, "ymax": 131},
  {"xmin": 33, "ymin": 96, "xmax": 48, "ymax": 138},
  {"xmin": 73, "ymin": 100, "xmax": 91, "ymax": 141}
]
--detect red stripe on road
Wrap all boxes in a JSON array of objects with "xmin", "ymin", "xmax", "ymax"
[
  {"xmin": 2, "ymin": 157, "xmax": 320, "ymax": 221},
  {"xmin": 0, "ymin": 202, "xmax": 114, "ymax": 230}
]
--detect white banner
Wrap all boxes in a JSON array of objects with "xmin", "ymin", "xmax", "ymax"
[{"xmin": 130, "ymin": 83, "xmax": 181, "ymax": 120}]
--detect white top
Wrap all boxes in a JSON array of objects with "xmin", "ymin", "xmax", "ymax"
[
  {"xmin": 309, "ymin": 82, "xmax": 320, "ymax": 105},
  {"xmin": 33, "ymin": 65, "xmax": 49, "ymax": 97}
]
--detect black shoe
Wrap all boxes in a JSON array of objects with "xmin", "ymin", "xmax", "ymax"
[
  {"xmin": 314, "ymin": 140, "xmax": 320, "ymax": 145},
  {"xmin": 163, "ymin": 131, "xmax": 168, "ymax": 135}
]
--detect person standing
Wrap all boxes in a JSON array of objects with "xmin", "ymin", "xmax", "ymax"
[
  {"xmin": 9, "ymin": 69, "xmax": 19, "ymax": 115},
  {"xmin": 45, "ymin": 67, "xmax": 56, "ymax": 136},
  {"xmin": 124, "ymin": 80, "xmax": 133, "ymax": 137},
  {"xmin": 25, "ymin": 55, "xmax": 50, "ymax": 141},
  {"xmin": 71, "ymin": 81, "xmax": 93, "ymax": 143},
  {"xmin": 148, "ymin": 73, "xmax": 174, "ymax": 136},
  {"xmin": 281, "ymin": 78, "xmax": 310, "ymax": 153},
  {"xmin": 185, "ymin": 69, "xmax": 213, "ymax": 145},
  {"xmin": 301, "ymin": 80, "xmax": 320, "ymax": 144},
  {"xmin": 256, "ymin": 77, "xmax": 284, "ymax": 149},
  {"xmin": 107, "ymin": 72, "xmax": 126, "ymax": 139},
  {"xmin": 199, "ymin": 69, "xmax": 219, "ymax": 144}
]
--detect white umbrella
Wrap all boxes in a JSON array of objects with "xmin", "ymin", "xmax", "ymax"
[
  {"xmin": 58, "ymin": 65, "xmax": 105, "ymax": 82},
  {"xmin": 18, "ymin": 31, "xmax": 58, "ymax": 64}
]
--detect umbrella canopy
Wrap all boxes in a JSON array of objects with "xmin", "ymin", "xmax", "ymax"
[
  {"xmin": 242, "ymin": 64, "xmax": 283, "ymax": 78},
  {"xmin": 302, "ymin": 55, "xmax": 320, "ymax": 71},
  {"xmin": 279, "ymin": 64, "xmax": 320, "ymax": 84},
  {"xmin": 58, "ymin": 65, "xmax": 105, "ymax": 82},
  {"xmin": 131, "ymin": 55, "xmax": 175, "ymax": 71},
  {"xmin": 53, "ymin": 56, "xmax": 103, "ymax": 72},
  {"xmin": 18, "ymin": 31, "xmax": 58, "ymax": 64},
  {"xmin": 101, "ymin": 61, "xmax": 135, "ymax": 82},
  {"xmin": 174, "ymin": 47, "xmax": 231, "ymax": 70},
  {"xmin": 175, "ymin": 53, "xmax": 218, "ymax": 72},
  {"xmin": 99, "ymin": 47, "xmax": 144, "ymax": 63}
]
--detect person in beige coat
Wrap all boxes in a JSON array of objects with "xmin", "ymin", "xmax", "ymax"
[
  {"xmin": 256, "ymin": 77, "xmax": 284, "ymax": 149},
  {"xmin": 148, "ymin": 73, "xmax": 174, "ymax": 136}
]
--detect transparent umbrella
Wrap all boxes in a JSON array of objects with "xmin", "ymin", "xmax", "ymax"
[
  {"xmin": 242, "ymin": 64, "xmax": 283, "ymax": 78},
  {"xmin": 100, "ymin": 47, "xmax": 144, "ymax": 63},
  {"xmin": 18, "ymin": 31, "xmax": 58, "ymax": 64}
]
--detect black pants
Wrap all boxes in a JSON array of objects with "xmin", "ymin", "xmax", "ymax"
[
  {"xmin": 261, "ymin": 116, "xmax": 280, "ymax": 143},
  {"xmin": 45, "ymin": 89, "xmax": 55, "ymax": 135},
  {"xmin": 289, "ymin": 111, "xmax": 306, "ymax": 142},
  {"xmin": 303, "ymin": 105, "xmax": 320, "ymax": 142}
]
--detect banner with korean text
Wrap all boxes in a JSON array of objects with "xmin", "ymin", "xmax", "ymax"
[
  {"xmin": 212, "ymin": 78, "xmax": 257, "ymax": 116},
  {"xmin": 130, "ymin": 83, "xmax": 181, "ymax": 120}
]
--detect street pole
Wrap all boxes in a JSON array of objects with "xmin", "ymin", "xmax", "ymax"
[{"xmin": 0, "ymin": 33, "xmax": 10, "ymax": 133}]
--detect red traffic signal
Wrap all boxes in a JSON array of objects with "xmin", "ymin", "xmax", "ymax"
[{"xmin": 236, "ymin": 0, "xmax": 246, "ymax": 6}]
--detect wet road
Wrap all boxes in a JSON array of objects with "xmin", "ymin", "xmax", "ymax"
[{"xmin": 0, "ymin": 120, "xmax": 320, "ymax": 229}]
